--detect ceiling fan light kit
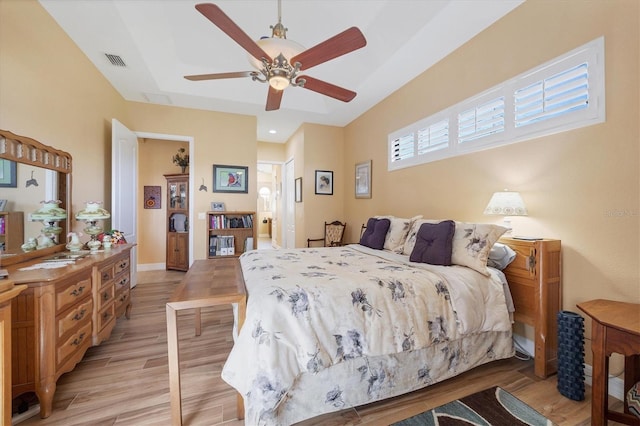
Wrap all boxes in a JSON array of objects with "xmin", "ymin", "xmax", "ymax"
[{"xmin": 185, "ymin": 1, "xmax": 367, "ymax": 111}]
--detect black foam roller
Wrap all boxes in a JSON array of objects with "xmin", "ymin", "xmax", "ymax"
[{"xmin": 557, "ymin": 310, "xmax": 585, "ymax": 401}]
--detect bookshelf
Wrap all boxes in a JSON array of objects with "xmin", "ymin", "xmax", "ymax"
[
  {"xmin": 207, "ymin": 211, "xmax": 257, "ymax": 258},
  {"xmin": 0, "ymin": 211, "xmax": 24, "ymax": 252}
]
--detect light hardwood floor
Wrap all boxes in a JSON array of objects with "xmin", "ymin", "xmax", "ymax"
[{"xmin": 15, "ymin": 269, "xmax": 620, "ymax": 425}]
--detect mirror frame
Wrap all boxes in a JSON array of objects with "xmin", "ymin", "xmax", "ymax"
[{"xmin": 0, "ymin": 129, "xmax": 72, "ymax": 266}]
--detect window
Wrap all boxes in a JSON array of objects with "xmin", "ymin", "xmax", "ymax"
[{"xmin": 388, "ymin": 37, "xmax": 605, "ymax": 171}]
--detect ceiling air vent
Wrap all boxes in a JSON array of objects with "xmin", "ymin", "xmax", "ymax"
[{"xmin": 105, "ymin": 53, "xmax": 126, "ymax": 67}]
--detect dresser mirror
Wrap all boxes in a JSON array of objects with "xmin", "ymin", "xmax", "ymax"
[{"xmin": 0, "ymin": 129, "xmax": 72, "ymax": 266}]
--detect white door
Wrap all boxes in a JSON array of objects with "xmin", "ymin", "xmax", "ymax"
[
  {"xmin": 112, "ymin": 119, "xmax": 138, "ymax": 287},
  {"xmin": 285, "ymin": 159, "xmax": 295, "ymax": 248}
]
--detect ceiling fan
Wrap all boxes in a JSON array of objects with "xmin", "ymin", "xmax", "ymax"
[{"xmin": 184, "ymin": 1, "xmax": 367, "ymax": 111}]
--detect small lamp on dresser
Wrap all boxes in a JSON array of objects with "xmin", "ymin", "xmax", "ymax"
[
  {"xmin": 483, "ymin": 189, "xmax": 528, "ymax": 234},
  {"xmin": 75, "ymin": 201, "xmax": 110, "ymax": 251}
]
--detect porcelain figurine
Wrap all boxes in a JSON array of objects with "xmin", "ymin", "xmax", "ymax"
[{"xmin": 66, "ymin": 232, "xmax": 83, "ymax": 252}]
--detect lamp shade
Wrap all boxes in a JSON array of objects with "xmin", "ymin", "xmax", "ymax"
[
  {"xmin": 31, "ymin": 200, "xmax": 67, "ymax": 221},
  {"xmin": 75, "ymin": 201, "xmax": 110, "ymax": 221},
  {"xmin": 483, "ymin": 191, "xmax": 528, "ymax": 216}
]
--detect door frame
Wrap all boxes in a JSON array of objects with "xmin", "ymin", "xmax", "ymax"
[{"xmin": 134, "ymin": 131, "xmax": 195, "ymax": 268}]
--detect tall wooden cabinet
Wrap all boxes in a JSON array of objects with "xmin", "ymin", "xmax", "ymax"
[
  {"xmin": 0, "ymin": 211, "xmax": 24, "ymax": 251},
  {"xmin": 164, "ymin": 174, "xmax": 189, "ymax": 271},
  {"xmin": 500, "ymin": 237, "xmax": 562, "ymax": 378}
]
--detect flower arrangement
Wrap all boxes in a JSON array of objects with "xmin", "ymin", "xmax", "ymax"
[
  {"xmin": 99, "ymin": 230, "xmax": 127, "ymax": 244},
  {"xmin": 172, "ymin": 148, "xmax": 189, "ymax": 172}
]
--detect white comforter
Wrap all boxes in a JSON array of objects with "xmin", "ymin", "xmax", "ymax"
[{"xmin": 222, "ymin": 245, "xmax": 512, "ymax": 424}]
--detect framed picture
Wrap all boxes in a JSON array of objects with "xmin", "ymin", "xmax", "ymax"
[
  {"xmin": 143, "ymin": 185, "xmax": 161, "ymax": 209},
  {"xmin": 213, "ymin": 164, "xmax": 248, "ymax": 193},
  {"xmin": 211, "ymin": 201, "xmax": 225, "ymax": 211},
  {"xmin": 0, "ymin": 159, "xmax": 17, "ymax": 188},
  {"xmin": 295, "ymin": 177, "xmax": 302, "ymax": 202},
  {"xmin": 355, "ymin": 160, "xmax": 372, "ymax": 199},
  {"xmin": 315, "ymin": 170, "xmax": 333, "ymax": 195}
]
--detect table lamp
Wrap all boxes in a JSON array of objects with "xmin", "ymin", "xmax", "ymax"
[
  {"xmin": 30, "ymin": 200, "xmax": 68, "ymax": 246},
  {"xmin": 75, "ymin": 201, "xmax": 110, "ymax": 251},
  {"xmin": 483, "ymin": 190, "xmax": 528, "ymax": 234}
]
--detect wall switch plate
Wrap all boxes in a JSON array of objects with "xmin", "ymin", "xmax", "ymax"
[{"xmin": 198, "ymin": 212, "xmax": 205, "ymax": 220}]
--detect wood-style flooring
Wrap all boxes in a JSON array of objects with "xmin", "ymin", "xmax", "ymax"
[{"xmin": 15, "ymin": 269, "xmax": 621, "ymax": 425}]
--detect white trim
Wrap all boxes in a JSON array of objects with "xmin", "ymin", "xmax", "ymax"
[{"xmin": 137, "ymin": 262, "xmax": 166, "ymax": 271}]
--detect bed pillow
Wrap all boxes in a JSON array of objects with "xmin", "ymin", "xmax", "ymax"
[
  {"xmin": 376, "ymin": 215, "xmax": 423, "ymax": 253},
  {"xmin": 487, "ymin": 242, "xmax": 517, "ymax": 270},
  {"xmin": 409, "ymin": 220, "xmax": 456, "ymax": 265},
  {"xmin": 359, "ymin": 218, "xmax": 391, "ymax": 250},
  {"xmin": 451, "ymin": 222, "xmax": 508, "ymax": 276},
  {"xmin": 402, "ymin": 218, "xmax": 440, "ymax": 255}
]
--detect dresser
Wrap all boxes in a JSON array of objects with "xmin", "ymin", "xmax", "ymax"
[
  {"xmin": 6, "ymin": 245, "xmax": 133, "ymax": 418},
  {"xmin": 500, "ymin": 237, "xmax": 562, "ymax": 378}
]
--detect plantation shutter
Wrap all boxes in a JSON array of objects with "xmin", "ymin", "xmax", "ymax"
[
  {"xmin": 391, "ymin": 133, "xmax": 415, "ymax": 162},
  {"xmin": 458, "ymin": 97, "xmax": 505, "ymax": 143},
  {"xmin": 514, "ymin": 62, "xmax": 589, "ymax": 127}
]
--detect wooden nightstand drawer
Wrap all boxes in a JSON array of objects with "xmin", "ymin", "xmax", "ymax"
[
  {"xmin": 56, "ymin": 273, "xmax": 92, "ymax": 314},
  {"xmin": 57, "ymin": 297, "xmax": 92, "ymax": 339}
]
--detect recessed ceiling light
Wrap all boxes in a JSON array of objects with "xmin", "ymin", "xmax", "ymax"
[{"xmin": 269, "ymin": 129, "xmax": 277, "ymax": 134}]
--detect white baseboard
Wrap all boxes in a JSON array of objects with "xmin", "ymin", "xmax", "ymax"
[
  {"xmin": 513, "ymin": 334, "xmax": 624, "ymax": 401},
  {"xmin": 136, "ymin": 263, "xmax": 165, "ymax": 271}
]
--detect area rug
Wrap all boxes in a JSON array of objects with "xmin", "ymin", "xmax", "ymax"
[{"xmin": 392, "ymin": 386, "xmax": 554, "ymax": 426}]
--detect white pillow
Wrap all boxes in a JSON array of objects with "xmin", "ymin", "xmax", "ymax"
[
  {"xmin": 451, "ymin": 222, "xmax": 508, "ymax": 276},
  {"xmin": 376, "ymin": 215, "xmax": 422, "ymax": 253}
]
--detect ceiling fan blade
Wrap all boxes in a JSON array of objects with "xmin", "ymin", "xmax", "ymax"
[
  {"xmin": 195, "ymin": 3, "xmax": 272, "ymax": 63},
  {"xmin": 298, "ymin": 75, "xmax": 357, "ymax": 102},
  {"xmin": 184, "ymin": 71, "xmax": 253, "ymax": 81},
  {"xmin": 291, "ymin": 27, "xmax": 366, "ymax": 71},
  {"xmin": 266, "ymin": 86, "xmax": 284, "ymax": 111}
]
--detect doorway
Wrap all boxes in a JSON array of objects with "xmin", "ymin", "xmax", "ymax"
[{"xmin": 256, "ymin": 162, "xmax": 281, "ymax": 249}]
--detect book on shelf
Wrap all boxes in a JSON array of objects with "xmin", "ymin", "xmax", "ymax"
[{"xmin": 209, "ymin": 213, "xmax": 254, "ymax": 229}]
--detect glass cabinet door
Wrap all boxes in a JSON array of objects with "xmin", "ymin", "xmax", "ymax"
[{"xmin": 178, "ymin": 182, "xmax": 187, "ymax": 210}]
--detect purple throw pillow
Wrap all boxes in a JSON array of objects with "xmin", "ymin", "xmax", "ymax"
[
  {"xmin": 409, "ymin": 220, "xmax": 455, "ymax": 265},
  {"xmin": 359, "ymin": 218, "xmax": 391, "ymax": 250}
]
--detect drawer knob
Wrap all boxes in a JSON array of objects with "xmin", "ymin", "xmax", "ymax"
[
  {"xmin": 72, "ymin": 332, "xmax": 86, "ymax": 346},
  {"xmin": 73, "ymin": 308, "xmax": 86, "ymax": 321},
  {"xmin": 70, "ymin": 286, "xmax": 85, "ymax": 297},
  {"xmin": 103, "ymin": 292, "xmax": 110, "ymax": 301},
  {"xmin": 102, "ymin": 272, "xmax": 110, "ymax": 280}
]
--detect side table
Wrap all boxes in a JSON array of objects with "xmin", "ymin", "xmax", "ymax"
[
  {"xmin": 577, "ymin": 299, "xmax": 640, "ymax": 425},
  {"xmin": 166, "ymin": 258, "xmax": 246, "ymax": 426}
]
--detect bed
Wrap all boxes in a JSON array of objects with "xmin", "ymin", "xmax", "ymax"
[{"xmin": 221, "ymin": 218, "xmax": 545, "ymax": 425}]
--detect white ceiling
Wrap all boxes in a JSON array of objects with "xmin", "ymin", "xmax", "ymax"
[{"xmin": 39, "ymin": 0, "xmax": 523, "ymax": 143}]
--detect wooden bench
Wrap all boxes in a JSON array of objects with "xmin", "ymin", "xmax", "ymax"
[{"xmin": 166, "ymin": 258, "xmax": 246, "ymax": 425}]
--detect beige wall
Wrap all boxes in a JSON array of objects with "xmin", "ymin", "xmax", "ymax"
[{"xmin": 343, "ymin": 0, "xmax": 639, "ymax": 361}]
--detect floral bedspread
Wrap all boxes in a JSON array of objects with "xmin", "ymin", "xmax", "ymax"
[{"xmin": 221, "ymin": 245, "xmax": 512, "ymax": 424}]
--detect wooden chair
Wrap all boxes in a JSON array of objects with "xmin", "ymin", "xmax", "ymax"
[{"xmin": 307, "ymin": 220, "xmax": 346, "ymax": 247}]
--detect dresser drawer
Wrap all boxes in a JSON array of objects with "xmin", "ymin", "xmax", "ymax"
[
  {"xmin": 56, "ymin": 320, "xmax": 92, "ymax": 368},
  {"xmin": 115, "ymin": 290, "xmax": 130, "ymax": 318},
  {"xmin": 57, "ymin": 297, "xmax": 93, "ymax": 339},
  {"xmin": 97, "ymin": 283, "xmax": 115, "ymax": 311},
  {"xmin": 97, "ymin": 303, "xmax": 115, "ymax": 332},
  {"xmin": 97, "ymin": 263, "xmax": 115, "ymax": 289},
  {"xmin": 56, "ymin": 273, "xmax": 92, "ymax": 314},
  {"xmin": 115, "ymin": 256, "xmax": 130, "ymax": 275},
  {"xmin": 114, "ymin": 274, "xmax": 130, "ymax": 295}
]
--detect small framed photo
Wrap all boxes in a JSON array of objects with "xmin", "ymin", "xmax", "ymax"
[
  {"xmin": 355, "ymin": 160, "xmax": 372, "ymax": 199},
  {"xmin": 295, "ymin": 177, "xmax": 302, "ymax": 202},
  {"xmin": 211, "ymin": 202, "xmax": 225, "ymax": 211},
  {"xmin": 213, "ymin": 164, "xmax": 248, "ymax": 193},
  {"xmin": 0, "ymin": 159, "xmax": 17, "ymax": 188},
  {"xmin": 315, "ymin": 170, "xmax": 333, "ymax": 195}
]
